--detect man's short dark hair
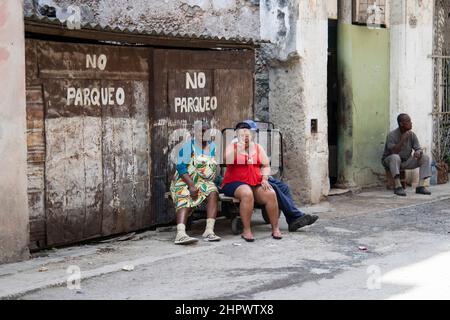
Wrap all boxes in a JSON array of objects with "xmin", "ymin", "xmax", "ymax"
[
  {"xmin": 235, "ymin": 122, "xmax": 252, "ymax": 130},
  {"xmin": 397, "ymin": 113, "xmax": 409, "ymax": 126}
]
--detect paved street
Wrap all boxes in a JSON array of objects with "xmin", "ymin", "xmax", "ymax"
[
  {"xmin": 1, "ymin": 185, "xmax": 449, "ymax": 300},
  {"xmin": 2, "ymin": 0, "xmax": 450, "ymax": 305}
]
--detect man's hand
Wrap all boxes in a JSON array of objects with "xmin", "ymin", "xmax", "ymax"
[
  {"xmin": 392, "ymin": 130, "xmax": 412, "ymax": 154},
  {"xmin": 414, "ymin": 150, "xmax": 423, "ymax": 160},
  {"xmin": 189, "ymin": 186, "xmax": 199, "ymax": 200},
  {"xmin": 261, "ymin": 176, "xmax": 272, "ymax": 191}
]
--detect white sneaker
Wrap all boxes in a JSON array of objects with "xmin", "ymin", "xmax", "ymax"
[
  {"xmin": 202, "ymin": 233, "xmax": 221, "ymax": 242},
  {"xmin": 174, "ymin": 235, "xmax": 198, "ymax": 245}
]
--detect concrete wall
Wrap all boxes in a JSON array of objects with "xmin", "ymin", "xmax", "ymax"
[
  {"xmin": 435, "ymin": 0, "xmax": 450, "ymax": 54},
  {"xmin": 255, "ymin": 47, "xmax": 270, "ymax": 121},
  {"xmin": 337, "ymin": 0, "xmax": 433, "ymax": 188},
  {"xmin": 327, "ymin": 0, "xmax": 337, "ymax": 19},
  {"xmin": 432, "ymin": 0, "xmax": 450, "ymax": 164},
  {"xmin": 0, "ymin": 0, "xmax": 30, "ymax": 264},
  {"xmin": 390, "ymin": 0, "xmax": 434, "ymax": 158},
  {"xmin": 337, "ymin": 3, "xmax": 390, "ymax": 188},
  {"xmin": 262, "ymin": 0, "xmax": 329, "ymax": 204}
]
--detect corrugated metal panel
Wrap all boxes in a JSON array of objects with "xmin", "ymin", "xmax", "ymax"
[{"xmin": 24, "ymin": 14, "xmax": 262, "ymax": 49}]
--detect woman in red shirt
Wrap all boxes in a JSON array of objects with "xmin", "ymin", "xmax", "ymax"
[{"xmin": 222, "ymin": 122, "xmax": 282, "ymax": 241}]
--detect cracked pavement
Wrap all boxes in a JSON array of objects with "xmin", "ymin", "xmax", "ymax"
[{"xmin": 1, "ymin": 185, "xmax": 449, "ymax": 300}]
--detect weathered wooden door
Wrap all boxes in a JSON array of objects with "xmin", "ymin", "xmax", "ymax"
[
  {"xmin": 26, "ymin": 41, "xmax": 254, "ymax": 248},
  {"xmin": 26, "ymin": 39, "xmax": 152, "ymax": 246},
  {"xmin": 151, "ymin": 49, "xmax": 255, "ymax": 225}
]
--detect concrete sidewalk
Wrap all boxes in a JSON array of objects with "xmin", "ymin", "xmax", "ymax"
[{"xmin": 1, "ymin": 183, "xmax": 449, "ymax": 300}]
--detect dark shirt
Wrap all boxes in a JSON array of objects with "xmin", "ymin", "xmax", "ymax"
[{"xmin": 382, "ymin": 128, "xmax": 422, "ymax": 162}]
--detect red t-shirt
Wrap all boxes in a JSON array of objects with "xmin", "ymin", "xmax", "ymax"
[{"xmin": 222, "ymin": 143, "xmax": 263, "ymax": 187}]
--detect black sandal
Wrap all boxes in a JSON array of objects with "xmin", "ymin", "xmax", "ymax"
[
  {"xmin": 272, "ymin": 234, "xmax": 282, "ymax": 240},
  {"xmin": 241, "ymin": 235, "xmax": 255, "ymax": 242}
]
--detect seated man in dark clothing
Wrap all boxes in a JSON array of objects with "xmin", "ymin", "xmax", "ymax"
[
  {"xmin": 382, "ymin": 113, "xmax": 432, "ymax": 197},
  {"xmin": 268, "ymin": 177, "xmax": 319, "ymax": 232}
]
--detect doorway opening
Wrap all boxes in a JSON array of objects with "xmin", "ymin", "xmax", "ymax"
[{"xmin": 328, "ymin": 18, "xmax": 339, "ymax": 187}]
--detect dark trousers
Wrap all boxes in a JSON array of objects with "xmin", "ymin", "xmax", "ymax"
[{"xmin": 268, "ymin": 177, "xmax": 305, "ymax": 224}]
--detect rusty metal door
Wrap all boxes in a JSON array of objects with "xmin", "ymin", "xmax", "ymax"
[
  {"xmin": 26, "ymin": 39, "xmax": 152, "ymax": 246},
  {"xmin": 151, "ymin": 49, "xmax": 255, "ymax": 225}
]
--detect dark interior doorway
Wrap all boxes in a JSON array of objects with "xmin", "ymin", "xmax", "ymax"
[{"xmin": 328, "ymin": 19, "xmax": 338, "ymax": 186}]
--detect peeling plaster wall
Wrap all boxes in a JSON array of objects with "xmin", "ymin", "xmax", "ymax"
[
  {"xmin": 297, "ymin": 0, "xmax": 329, "ymax": 203},
  {"xmin": 337, "ymin": 3, "xmax": 390, "ymax": 188},
  {"xmin": 0, "ymin": 0, "xmax": 30, "ymax": 264},
  {"xmin": 432, "ymin": 0, "xmax": 450, "ymax": 160},
  {"xmin": 338, "ymin": 25, "xmax": 390, "ymax": 187},
  {"xmin": 337, "ymin": 0, "xmax": 432, "ymax": 188},
  {"xmin": 255, "ymin": 47, "xmax": 270, "ymax": 121},
  {"xmin": 390, "ymin": 0, "xmax": 434, "ymax": 158},
  {"xmin": 262, "ymin": 0, "xmax": 329, "ymax": 204},
  {"xmin": 260, "ymin": 0, "xmax": 298, "ymax": 61},
  {"xmin": 436, "ymin": 0, "xmax": 450, "ymax": 54},
  {"xmin": 25, "ymin": 0, "xmax": 260, "ymax": 39}
]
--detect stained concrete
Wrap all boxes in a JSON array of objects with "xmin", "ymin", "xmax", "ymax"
[
  {"xmin": 262, "ymin": 0, "xmax": 329, "ymax": 204},
  {"xmin": 337, "ymin": 23, "xmax": 390, "ymax": 187},
  {"xmin": 336, "ymin": 0, "xmax": 435, "ymax": 190},
  {"xmin": 0, "ymin": 183, "xmax": 448, "ymax": 300},
  {"xmin": 0, "ymin": 0, "xmax": 30, "ymax": 264},
  {"xmin": 390, "ymin": 0, "xmax": 434, "ymax": 158}
]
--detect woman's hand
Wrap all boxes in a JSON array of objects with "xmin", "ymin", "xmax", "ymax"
[
  {"xmin": 236, "ymin": 142, "xmax": 243, "ymax": 151},
  {"xmin": 189, "ymin": 185, "xmax": 199, "ymax": 200},
  {"xmin": 236, "ymin": 141, "xmax": 247, "ymax": 154},
  {"xmin": 181, "ymin": 173, "xmax": 199, "ymax": 200}
]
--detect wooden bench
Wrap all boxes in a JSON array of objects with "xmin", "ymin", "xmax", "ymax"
[
  {"xmin": 164, "ymin": 191, "xmax": 274, "ymax": 234},
  {"xmin": 165, "ymin": 192, "xmax": 240, "ymax": 203}
]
